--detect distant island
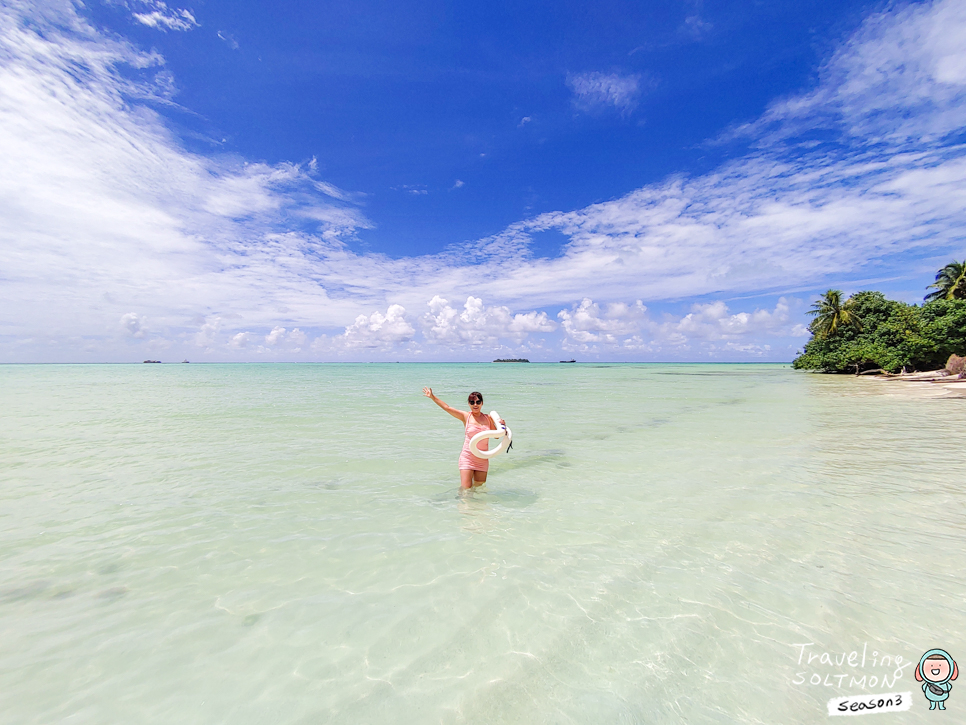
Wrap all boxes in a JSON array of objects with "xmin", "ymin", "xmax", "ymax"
[
  {"xmin": 493, "ymin": 358, "xmax": 529, "ymax": 363},
  {"xmin": 143, "ymin": 359, "xmax": 161, "ymax": 363},
  {"xmin": 560, "ymin": 359, "xmax": 576, "ymax": 363}
]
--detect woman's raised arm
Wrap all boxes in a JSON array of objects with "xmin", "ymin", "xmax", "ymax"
[{"xmin": 423, "ymin": 387, "xmax": 467, "ymax": 422}]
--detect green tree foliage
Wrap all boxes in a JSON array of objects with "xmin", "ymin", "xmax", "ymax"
[
  {"xmin": 793, "ymin": 292, "xmax": 966, "ymax": 373},
  {"xmin": 806, "ymin": 289, "xmax": 862, "ymax": 338},
  {"xmin": 920, "ymin": 299, "xmax": 966, "ymax": 360},
  {"xmin": 924, "ymin": 260, "xmax": 966, "ymax": 302}
]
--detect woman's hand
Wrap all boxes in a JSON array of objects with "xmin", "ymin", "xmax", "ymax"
[{"xmin": 424, "ymin": 388, "xmax": 466, "ymax": 422}]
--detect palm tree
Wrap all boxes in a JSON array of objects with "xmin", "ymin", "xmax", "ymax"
[
  {"xmin": 807, "ymin": 290, "xmax": 862, "ymax": 338},
  {"xmin": 925, "ymin": 260, "xmax": 966, "ymax": 302}
]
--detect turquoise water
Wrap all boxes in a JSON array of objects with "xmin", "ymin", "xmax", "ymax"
[{"xmin": 2, "ymin": 363, "xmax": 965, "ymax": 723}]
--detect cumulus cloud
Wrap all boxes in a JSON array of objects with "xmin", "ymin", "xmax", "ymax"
[
  {"xmin": 130, "ymin": 1, "xmax": 199, "ymax": 32},
  {"xmin": 557, "ymin": 297, "xmax": 807, "ymax": 354},
  {"xmin": 341, "ymin": 305, "xmax": 415, "ymax": 349},
  {"xmin": 650, "ymin": 298, "xmax": 805, "ymax": 348},
  {"xmin": 558, "ymin": 298, "xmax": 648, "ymax": 346},
  {"xmin": 265, "ymin": 326, "xmax": 286, "ymax": 345},
  {"xmin": 567, "ymin": 71, "xmax": 646, "ymax": 114},
  {"xmin": 193, "ymin": 317, "xmax": 221, "ymax": 348},
  {"xmin": 288, "ymin": 328, "xmax": 306, "ymax": 346},
  {"xmin": 422, "ymin": 296, "xmax": 555, "ymax": 348},
  {"xmin": 263, "ymin": 325, "xmax": 306, "ymax": 349},
  {"xmin": 119, "ymin": 312, "xmax": 145, "ymax": 337},
  {"xmin": 229, "ymin": 332, "xmax": 251, "ymax": 349}
]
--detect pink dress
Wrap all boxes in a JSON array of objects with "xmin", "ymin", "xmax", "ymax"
[{"xmin": 458, "ymin": 413, "xmax": 491, "ymax": 472}]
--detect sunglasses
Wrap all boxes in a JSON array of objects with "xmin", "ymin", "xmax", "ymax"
[{"xmin": 469, "ymin": 399, "xmax": 482, "ymax": 405}]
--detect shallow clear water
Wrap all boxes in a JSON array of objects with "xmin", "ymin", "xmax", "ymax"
[{"xmin": 1, "ymin": 363, "xmax": 965, "ymax": 723}]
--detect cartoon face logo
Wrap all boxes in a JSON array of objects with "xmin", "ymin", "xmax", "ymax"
[
  {"xmin": 924, "ymin": 658, "xmax": 952, "ymax": 683},
  {"xmin": 916, "ymin": 649, "xmax": 958, "ymax": 711}
]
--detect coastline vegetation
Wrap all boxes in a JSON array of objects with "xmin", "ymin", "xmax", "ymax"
[{"xmin": 793, "ymin": 261, "xmax": 966, "ymax": 374}]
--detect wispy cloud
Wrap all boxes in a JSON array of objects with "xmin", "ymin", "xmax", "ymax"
[
  {"xmin": 567, "ymin": 71, "xmax": 646, "ymax": 114},
  {"xmin": 680, "ymin": 0, "xmax": 712, "ymax": 40},
  {"xmin": 682, "ymin": 15, "xmax": 712, "ymax": 39},
  {"xmin": 216, "ymin": 30, "xmax": 239, "ymax": 50},
  {"xmin": 129, "ymin": 1, "xmax": 199, "ymax": 32},
  {"xmin": 0, "ymin": 2, "xmax": 370, "ymax": 356},
  {"xmin": 728, "ymin": 0, "xmax": 966, "ymax": 147},
  {"xmin": 400, "ymin": 184, "xmax": 428, "ymax": 195}
]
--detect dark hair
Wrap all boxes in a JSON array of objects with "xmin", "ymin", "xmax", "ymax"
[{"xmin": 468, "ymin": 391, "xmax": 483, "ymax": 403}]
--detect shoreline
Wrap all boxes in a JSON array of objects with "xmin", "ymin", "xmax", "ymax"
[{"xmin": 866, "ymin": 369, "xmax": 966, "ymax": 398}]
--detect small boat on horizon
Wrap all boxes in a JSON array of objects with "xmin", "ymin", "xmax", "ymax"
[{"xmin": 559, "ymin": 359, "xmax": 576, "ymax": 363}]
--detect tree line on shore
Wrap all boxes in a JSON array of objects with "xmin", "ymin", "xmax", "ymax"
[{"xmin": 793, "ymin": 261, "xmax": 966, "ymax": 374}]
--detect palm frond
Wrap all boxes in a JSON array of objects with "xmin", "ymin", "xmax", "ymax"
[{"xmin": 925, "ymin": 260, "xmax": 966, "ymax": 302}]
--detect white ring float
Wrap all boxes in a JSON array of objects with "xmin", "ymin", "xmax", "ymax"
[{"xmin": 469, "ymin": 410, "xmax": 512, "ymax": 459}]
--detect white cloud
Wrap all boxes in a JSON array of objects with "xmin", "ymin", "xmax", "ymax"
[
  {"xmin": 131, "ymin": 2, "xmax": 199, "ymax": 32},
  {"xmin": 682, "ymin": 15, "xmax": 712, "ymax": 39},
  {"xmin": 0, "ymin": 2, "xmax": 370, "ymax": 358},
  {"xmin": 567, "ymin": 72, "xmax": 645, "ymax": 114},
  {"xmin": 229, "ymin": 331, "xmax": 251, "ymax": 349},
  {"xmin": 341, "ymin": 305, "xmax": 415, "ymax": 349},
  {"xmin": 649, "ymin": 298, "xmax": 803, "ymax": 348},
  {"xmin": 558, "ymin": 298, "xmax": 648, "ymax": 346},
  {"xmin": 265, "ymin": 325, "xmax": 286, "ymax": 345},
  {"xmin": 312, "ymin": 175, "xmax": 363, "ymax": 203},
  {"xmin": 422, "ymin": 295, "xmax": 555, "ymax": 348},
  {"xmin": 733, "ymin": 0, "xmax": 966, "ymax": 147},
  {"xmin": 194, "ymin": 317, "xmax": 221, "ymax": 348},
  {"xmin": 262, "ymin": 325, "xmax": 305, "ymax": 349},
  {"xmin": 119, "ymin": 312, "xmax": 145, "ymax": 337},
  {"xmin": 398, "ymin": 184, "xmax": 428, "ymax": 195},
  {"xmin": 288, "ymin": 328, "xmax": 306, "ymax": 346},
  {"xmin": 557, "ymin": 297, "xmax": 806, "ymax": 354},
  {"xmin": 216, "ymin": 31, "xmax": 238, "ymax": 50}
]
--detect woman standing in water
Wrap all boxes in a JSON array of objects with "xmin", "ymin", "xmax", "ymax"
[{"xmin": 423, "ymin": 388, "xmax": 505, "ymax": 490}]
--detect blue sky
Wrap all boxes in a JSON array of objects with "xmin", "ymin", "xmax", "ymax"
[{"xmin": 2, "ymin": 0, "xmax": 965, "ymax": 361}]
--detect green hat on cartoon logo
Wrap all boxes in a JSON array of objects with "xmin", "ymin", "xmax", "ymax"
[{"xmin": 916, "ymin": 649, "xmax": 958, "ymax": 711}]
